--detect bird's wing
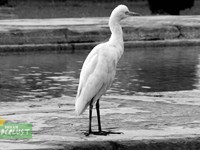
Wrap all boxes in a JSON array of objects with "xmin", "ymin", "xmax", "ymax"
[
  {"xmin": 76, "ymin": 45, "xmax": 100, "ymax": 97},
  {"xmin": 75, "ymin": 44, "xmax": 116, "ymax": 115}
]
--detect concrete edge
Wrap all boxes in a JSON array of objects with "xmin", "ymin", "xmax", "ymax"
[
  {"xmin": 1, "ymin": 39, "xmax": 200, "ymax": 54},
  {"xmin": 61, "ymin": 137, "xmax": 200, "ymax": 150}
]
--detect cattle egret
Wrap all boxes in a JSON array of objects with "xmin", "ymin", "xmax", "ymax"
[{"xmin": 75, "ymin": 4, "xmax": 139, "ymax": 136}]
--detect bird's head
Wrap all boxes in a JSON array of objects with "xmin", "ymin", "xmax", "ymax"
[{"xmin": 111, "ymin": 5, "xmax": 140, "ymax": 21}]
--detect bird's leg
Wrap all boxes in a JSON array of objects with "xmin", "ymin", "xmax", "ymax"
[
  {"xmin": 93, "ymin": 99, "xmax": 110, "ymax": 136},
  {"xmin": 84, "ymin": 101, "xmax": 93, "ymax": 136},
  {"xmin": 84, "ymin": 99, "xmax": 123, "ymax": 136},
  {"xmin": 94, "ymin": 99, "xmax": 123, "ymax": 136},
  {"xmin": 84, "ymin": 100, "xmax": 93, "ymax": 136},
  {"xmin": 96, "ymin": 99, "xmax": 102, "ymax": 132},
  {"xmin": 89, "ymin": 103, "xmax": 93, "ymax": 133}
]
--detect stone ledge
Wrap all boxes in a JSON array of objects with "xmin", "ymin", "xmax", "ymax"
[
  {"xmin": 0, "ymin": 16, "xmax": 200, "ymax": 52},
  {"xmin": 66, "ymin": 138, "xmax": 200, "ymax": 150},
  {"xmin": 0, "ymin": 39, "xmax": 200, "ymax": 54},
  {"xmin": 1, "ymin": 90, "xmax": 200, "ymax": 149}
]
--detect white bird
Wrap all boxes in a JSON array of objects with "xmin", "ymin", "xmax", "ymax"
[{"xmin": 75, "ymin": 4, "xmax": 139, "ymax": 136}]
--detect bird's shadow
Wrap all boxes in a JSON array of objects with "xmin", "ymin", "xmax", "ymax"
[{"xmin": 82, "ymin": 130, "xmax": 123, "ymax": 136}]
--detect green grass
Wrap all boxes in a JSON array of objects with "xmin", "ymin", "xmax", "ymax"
[{"xmin": 3, "ymin": 0, "xmax": 200, "ymax": 19}]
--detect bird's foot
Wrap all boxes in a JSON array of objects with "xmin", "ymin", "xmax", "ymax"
[
  {"xmin": 83, "ymin": 130, "xmax": 123, "ymax": 136},
  {"xmin": 83, "ymin": 131, "xmax": 91, "ymax": 136},
  {"xmin": 92, "ymin": 131, "xmax": 122, "ymax": 136}
]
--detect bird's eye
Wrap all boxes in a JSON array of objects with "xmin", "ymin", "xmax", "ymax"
[{"xmin": 125, "ymin": 11, "xmax": 129, "ymax": 15}]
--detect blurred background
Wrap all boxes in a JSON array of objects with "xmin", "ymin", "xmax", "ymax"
[{"xmin": 0, "ymin": 0, "xmax": 198, "ymax": 19}]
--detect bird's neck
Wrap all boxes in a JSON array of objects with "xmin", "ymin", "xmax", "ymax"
[{"xmin": 108, "ymin": 19, "xmax": 124, "ymax": 48}]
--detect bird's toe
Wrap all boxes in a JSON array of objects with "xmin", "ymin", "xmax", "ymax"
[{"xmin": 82, "ymin": 131, "xmax": 91, "ymax": 136}]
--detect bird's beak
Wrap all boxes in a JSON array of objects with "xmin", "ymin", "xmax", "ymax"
[{"xmin": 126, "ymin": 11, "xmax": 140, "ymax": 16}]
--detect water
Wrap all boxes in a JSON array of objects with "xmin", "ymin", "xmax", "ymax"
[{"xmin": 0, "ymin": 46, "xmax": 200, "ymax": 102}]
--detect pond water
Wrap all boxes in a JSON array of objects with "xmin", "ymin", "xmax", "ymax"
[{"xmin": 0, "ymin": 46, "xmax": 200, "ymax": 102}]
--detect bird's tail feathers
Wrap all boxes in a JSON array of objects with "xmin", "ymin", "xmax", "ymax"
[{"xmin": 75, "ymin": 96, "xmax": 89, "ymax": 116}]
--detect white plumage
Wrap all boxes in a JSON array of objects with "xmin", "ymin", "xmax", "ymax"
[
  {"xmin": 75, "ymin": 43, "xmax": 120, "ymax": 115},
  {"xmin": 75, "ymin": 4, "xmax": 139, "ymax": 135}
]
